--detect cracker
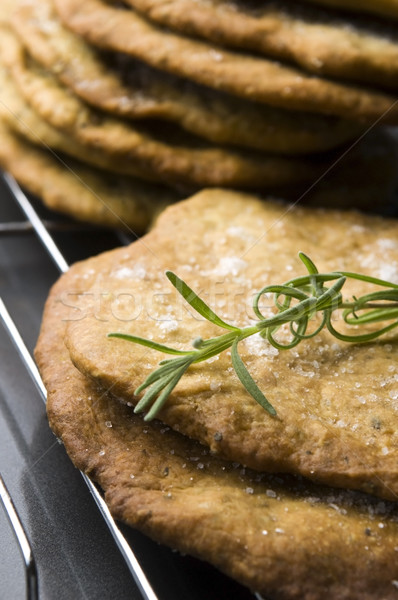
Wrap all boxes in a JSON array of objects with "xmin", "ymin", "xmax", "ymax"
[
  {"xmin": 1, "ymin": 29, "xmax": 349, "ymax": 192},
  {"xmin": 54, "ymin": 0, "xmax": 398, "ymax": 123},
  {"xmin": 0, "ymin": 119, "xmax": 176, "ymax": 230},
  {"xmin": 122, "ymin": 0, "xmax": 398, "ymax": 90},
  {"xmin": 0, "ymin": 56, "xmax": 165, "ymax": 186},
  {"xmin": 10, "ymin": 0, "xmax": 364, "ymax": 155},
  {"xmin": 3, "ymin": 41, "xmax": 396, "ymax": 210},
  {"xmin": 35, "ymin": 250, "xmax": 398, "ymax": 600},
  {"xmin": 65, "ymin": 190, "xmax": 398, "ymax": 500}
]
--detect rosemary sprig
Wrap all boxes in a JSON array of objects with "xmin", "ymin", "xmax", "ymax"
[{"xmin": 108, "ymin": 252, "xmax": 398, "ymax": 421}]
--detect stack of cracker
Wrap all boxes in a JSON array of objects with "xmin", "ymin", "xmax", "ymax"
[
  {"xmin": 36, "ymin": 190, "xmax": 398, "ymax": 599},
  {"xmin": 1, "ymin": 0, "xmax": 398, "ymax": 229}
]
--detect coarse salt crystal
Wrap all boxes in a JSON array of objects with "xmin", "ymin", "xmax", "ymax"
[
  {"xmin": 157, "ymin": 320, "xmax": 179, "ymax": 333},
  {"xmin": 377, "ymin": 238, "xmax": 398, "ymax": 250},
  {"xmin": 378, "ymin": 264, "xmax": 398, "ymax": 284},
  {"xmin": 113, "ymin": 264, "xmax": 147, "ymax": 280},
  {"xmin": 244, "ymin": 334, "xmax": 279, "ymax": 358},
  {"xmin": 210, "ymin": 381, "xmax": 221, "ymax": 391},
  {"xmin": 212, "ymin": 256, "xmax": 248, "ymax": 277}
]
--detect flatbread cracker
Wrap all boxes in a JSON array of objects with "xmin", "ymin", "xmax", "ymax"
[
  {"xmin": 2, "ymin": 28, "xmax": 343, "ymax": 192},
  {"xmin": 0, "ymin": 34, "xmax": 326, "ymax": 189},
  {"xmin": 35, "ymin": 249, "xmax": 398, "ymax": 600},
  {"xmin": 10, "ymin": 0, "xmax": 364, "ymax": 155},
  {"xmin": 3, "ymin": 41, "xmax": 396, "ymax": 212},
  {"xmin": 0, "ymin": 120, "xmax": 176, "ymax": 230},
  {"xmin": 0, "ymin": 57, "xmax": 169, "ymax": 187},
  {"xmin": 54, "ymin": 0, "xmax": 398, "ymax": 123},
  {"xmin": 65, "ymin": 190, "xmax": 398, "ymax": 500},
  {"xmin": 122, "ymin": 0, "xmax": 398, "ymax": 90}
]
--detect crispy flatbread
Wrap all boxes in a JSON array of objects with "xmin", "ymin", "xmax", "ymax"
[
  {"xmin": 54, "ymin": 0, "xmax": 398, "ymax": 123},
  {"xmin": 0, "ymin": 120, "xmax": 176, "ymax": 230},
  {"xmin": 3, "ymin": 37, "xmax": 396, "ymax": 211},
  {"xmin": 35, "ymin": 244, "xmax": 398, "ymax": 600},
  {"xmin": 65, "ymin": 190, "xmax": 398, "ymax": 500},
  {"xmin": 301, "ymin": 0, "xmax": 398, "ymax": 21},
  {"xmin": 1, "ymin": 28, "xmax": 340, "ymax": 192},
  {"xmin": 2, "ymin": 40, "xmax": 397, "ymax": 216},
  {"xmin": 0, "ymin": 56, "xmax": 134, "ymax": 179},
  {"xmin": 122, "ymin": 0, "xmax": 398, "ymax": 90},
  {"xmin": 10, "ymin": 0, "xmax": 364, "ymax": 155},
  {"xmin": 0, "ymin": 56, "xmax": 172, "ymax": 187}
]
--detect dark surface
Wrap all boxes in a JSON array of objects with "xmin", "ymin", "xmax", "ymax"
[{"xmin": 0, "ymin": 174, "xmax": 258, "ymax": 600}]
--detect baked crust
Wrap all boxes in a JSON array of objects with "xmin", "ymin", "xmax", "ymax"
[
  {"xmin": 10, "ymin": 0, "xmax": 364, "ymax": 154},
  {"xmin": 64, "ymin": 190, "xmax": 398, "ymax": 499},
  {"xmin": 35, "ymin": 239, "xmax": 398, "ymax": 600},
  {"xmin": 122, "ymin": 0, "xmax": 398, "ymax": 90},
  {"xmin": 0, "ymin": 120, "xmax": 175, "ymax": 230},
  {"xmin": 54, "ymin": 0, "xmax": 398, "ymax": 123},
  {"xmin": 1, "ymin": 27, "xmax": 329, "ymax": 191}
]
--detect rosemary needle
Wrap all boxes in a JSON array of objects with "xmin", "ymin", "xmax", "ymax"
[{"xmin": 108, "ymin": 252, "xmax": 398, "ymax": 421}]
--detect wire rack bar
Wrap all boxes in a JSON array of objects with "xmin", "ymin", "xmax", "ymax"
[
  {"xmin": 2, "ymin": 173, "xmax": 69, "ymax": 274},
  {"xmin": 0, "ymin": 221, "xmax": 39, "ymax": 235},
  {"xmin": 0, "ymin": 174, "xmax": 158, "ymax": 600},
  {"xmin": 0, "ymin": 220, "xmax": 111, "ymax": 235},
  {"xmin": 0, "ymin": 473, "xmax": 38, "ymax": 600},
  {"xmin": 81, "ymin": 473, "xmax": 159, "ymax": 600},
  {"xmin": 0, "ymin": 297, "xmax": 47, "ymax": 399}
]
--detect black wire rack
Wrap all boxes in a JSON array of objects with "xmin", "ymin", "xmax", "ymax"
[
  {"xmin": 0, "ymin": 172, "xmax": 158, "ymax": 600},
  {"xmin": 0, "ymin": 172, "xmax": 263, "ymax": 600}
]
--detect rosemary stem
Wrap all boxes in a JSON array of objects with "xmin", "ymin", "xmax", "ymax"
[{"xmin": 109, "ymin": 252, "xmax": 398, "ymax": 421}]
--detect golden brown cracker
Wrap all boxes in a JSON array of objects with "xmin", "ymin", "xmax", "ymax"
[
  {"xmin": 54, "ymin": 0, "xmax": 398, "ymax": 123},
  {"xmin": 35, "ymin": 248, "xmax": 398, "ymax": 600},
  {"xmin": 0, "ymin": 119, "xmax": 177, "ymax": 230},
  {"xmin": 123, "ymin": 0, "xmax": 398, "ymax": 90},
  {"xmin": 1, "ymin": 29, "xmax": 349, "ymax": 192},
  {"xmin": 65, "ymin": 190, "xmax": 398, "ymax": 500},
  {"xmin": 4, "ymin": 38, "xmax": 396, "ymax": 213},
  {"xmin": 10, "ymin": 0, "xmax": 364, "ymax": 154}
]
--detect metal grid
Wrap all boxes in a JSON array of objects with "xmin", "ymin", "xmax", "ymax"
[
  {"xmin": 0, "ymin": 173, "xmax": 157, "ymax": 600},
  {"xmin": 0, "ymin": 172, "xmax": 261, "ymax": 600}
]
